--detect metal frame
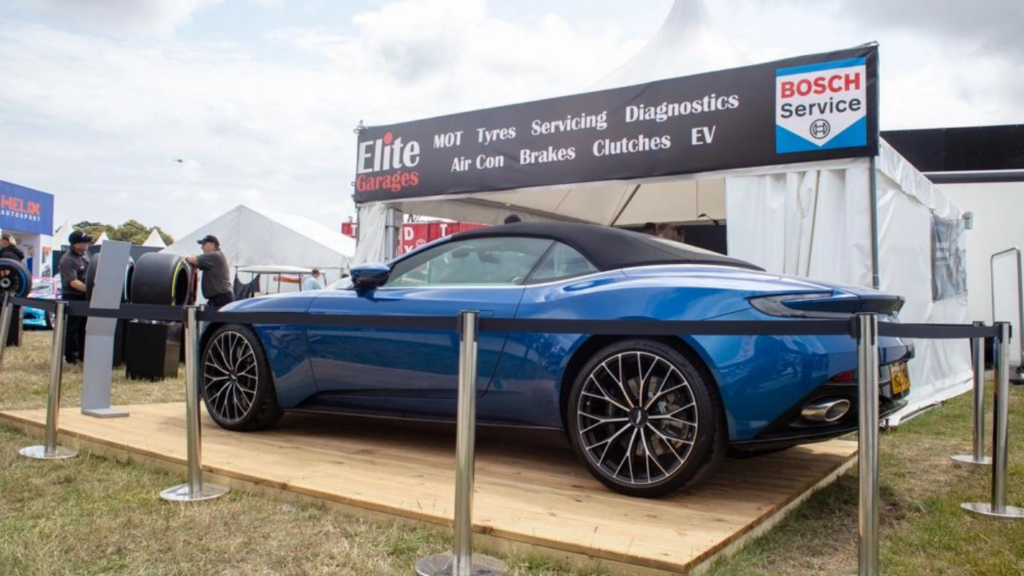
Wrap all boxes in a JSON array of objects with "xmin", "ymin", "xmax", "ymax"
[
  {"xmin": 19, "ymin": 301, "xmax": 78, "ymax": 460},
  {"xmin": 990, "ymin": 247, "xmax": 1024, "ymax": 380},
  {"xmin": 160, "ymin": 306, "xmax": 229, "ymax": 502},
  {"xmin": 952, "ymin": 322, "xmax": 992, "ymax": 466},
  {"xmin": 416, "ymin": 310, "xmax": 508, "ymax": 576},
  {"xmin": 0, "ymin": 292, "xmax": 12, "ymax": 370},
  {"xmin": 961, "ymin": 322, "xmax": 1024, "ymax": 519},
  {"xmin": 851, "ymin": 313, "xmax": 882, "ymax": 576},
  {"xmin": 869, "ymin": 156, "xmax": 881, "ymax": 290}
]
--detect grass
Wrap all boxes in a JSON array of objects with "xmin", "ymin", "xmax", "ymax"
[
  {"xmin": 0, "ymin": 330, "xmax": 183, "ymax": 411},
  {"xmin": 2, "ymin": 330, "xmax": 1024, "ymax": 575}
]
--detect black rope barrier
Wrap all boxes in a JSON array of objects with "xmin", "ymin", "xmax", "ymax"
[
  {"xmin": 6, "ymin": 295, "xmax": 1000, "ymax": 339},
  {"xmin": 879, "ymin": 322, "xmax": 1000, "ymax": 339}
]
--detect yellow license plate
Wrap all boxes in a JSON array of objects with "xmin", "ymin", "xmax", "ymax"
[{"xmin": 891, "ymin": 362, "xmax": 910, "ymax": 396}]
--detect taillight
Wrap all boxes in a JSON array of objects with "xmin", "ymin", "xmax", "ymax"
[{"xmin": 749, "ymin": 292, "xmax": 837, "ymax": 318}]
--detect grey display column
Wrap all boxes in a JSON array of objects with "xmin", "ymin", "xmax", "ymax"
[{"xmin": 82, "ymin": 240, "xmax": 131, "ymax": 418}]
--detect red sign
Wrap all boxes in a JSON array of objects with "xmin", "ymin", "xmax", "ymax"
[{"xmin": 398, "ymin": 222, "xmax": 487, "ymax": 255}]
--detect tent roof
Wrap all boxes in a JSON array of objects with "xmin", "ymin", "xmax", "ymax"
[
  {"xmin": 363, "ymin": 0, "xmax": 862, "ymax": 227},
  {"xmin": 52, "ymin": 221, "xmax": 72, "ymax": 246},
  {"xmin": 94, "ymin": 231, "xmax": 109, "ymax": 245},
  {"xmin": 592, "ymin": 0, "xmax": 747, "ymax": 89},
  {"xmin": 163, "ymin": 204, "xmax": 355, "ymax": 269},
  {"xmin": 142, "ymin": 229, "xmax": 167, "ymax": 248}
]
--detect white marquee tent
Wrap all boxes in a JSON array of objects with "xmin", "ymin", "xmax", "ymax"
[
  {"xmin": 163, "ymin": 204, "xmax": 355, "ymax": 283},
  {"xmin": 142, "ymin": 229, "xmax": 167, "ymax": 248},
  {"xmin": 350, "ymin": 0, "xmax": 972, "ymax": 423}
]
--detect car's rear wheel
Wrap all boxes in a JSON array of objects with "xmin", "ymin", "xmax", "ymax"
[
  {"xmin": 201, "ymin": 324, "xmax": 282, "ymax": 431},
  {"xmin": 567, "ymin": 339, "xmax": 726, "ymax": 497}
]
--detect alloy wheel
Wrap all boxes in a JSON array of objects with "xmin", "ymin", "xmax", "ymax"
[
  {"xmin": 203, "ymin": 331, "xmax": 259, "ymax": 423},
  {"xmin": 576, "ymin": 351, "xmax": 699, "ymax": 486}
]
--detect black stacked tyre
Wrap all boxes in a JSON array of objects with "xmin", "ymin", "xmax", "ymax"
[
  {"xmin": 130, "ymin": 253, "xmax": 193, "ymax": 306},
  {"xmin": 0, "ymin": 258, "xmax": 32, "ymax": 297},
  {"xmin": 85, "ymin": 254, "xmax": 135, "ymax": 302}
]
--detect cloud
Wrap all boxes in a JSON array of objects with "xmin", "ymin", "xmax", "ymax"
[
  {"xmin": 24, "ymin": 0, "xmax": 222, "ymax": 36},
  {"xmin": 0, "ymin": 0, "xmax": 647, "ymax": 236}
]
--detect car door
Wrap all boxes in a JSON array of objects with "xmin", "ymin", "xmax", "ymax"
[{"xmin": 306, "ymin": 236, "xmax": 554, "ymax": 416}]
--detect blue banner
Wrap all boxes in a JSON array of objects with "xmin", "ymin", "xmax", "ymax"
[{"xmin": 0, "ymin": 180, "xmax": 55, "ymax": 236}]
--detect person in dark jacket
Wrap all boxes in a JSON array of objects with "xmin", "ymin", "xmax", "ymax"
[
  {"xmin": 186, "ymin": 235, "xmax": 235, "ymax": 309},
  {"xmin": 0, "ymin": 233, "xmax": 25, "ymax": 262},
  {"xmin": 59, "ymin": 230, "xmax": 92, "ymax": 364}
]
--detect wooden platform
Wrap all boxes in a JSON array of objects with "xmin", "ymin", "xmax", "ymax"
[{"xmin": 0, "ymin": 404, "xmax": 856, "ymax": 575}]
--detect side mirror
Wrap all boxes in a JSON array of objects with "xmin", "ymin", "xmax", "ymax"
[{"xmin": 350, "ymin": 263, "xmax": 390, "ymax": 291}]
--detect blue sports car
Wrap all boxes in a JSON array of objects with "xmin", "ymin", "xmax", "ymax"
[
  {"xmin": 23, "ymin": 277, "xmax": 57, "ymax": 329},
  {"xmin": 201, "ymin": 223, "xmax": 911, "ymax": 497}
]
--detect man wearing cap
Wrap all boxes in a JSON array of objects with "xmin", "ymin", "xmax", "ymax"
[
  {"xmin": 186, "ymin": 235, "xmax": 234, "ymax": 309},
  {"xmin": 59, "ymin": 230, "xmax": 92, "ymax": 364}
]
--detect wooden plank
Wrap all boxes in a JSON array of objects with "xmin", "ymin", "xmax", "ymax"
[{"xmin": 0, "ymin": 404, "xmax": 856, "ymax": 574}]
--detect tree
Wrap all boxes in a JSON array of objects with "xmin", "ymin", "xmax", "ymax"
[{"xmin": 71, "ymin": 220, "xmax": 175, "ymax": 246}]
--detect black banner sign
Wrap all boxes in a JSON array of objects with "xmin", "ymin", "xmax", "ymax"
[{"xmin": 353, "ymin": 45, "xmax": 879, "ymax": 203}]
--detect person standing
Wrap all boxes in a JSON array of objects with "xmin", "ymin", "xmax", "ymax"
[
  {"xmin": 58, "ymin": 230, "xmax": 92, "ymax": 365},
  {"xmin": 0, "ymin": 232, "xmax": 26, "ymax": 346},
  {"xmin": 303, "ymin": 268, "xmax": 325, "ymax": 291},
  {"xmin": 186, "ymin": 235, "xmax": 235, "ymax": 309},
  {"xmin": 0, "ymin": 233, "xmax": 25, "ymax": 262}
]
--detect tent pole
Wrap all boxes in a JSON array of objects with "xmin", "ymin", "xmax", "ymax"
[{"xmin": 869, "ymin": 155, "xmax": 880, "ymax": 289}]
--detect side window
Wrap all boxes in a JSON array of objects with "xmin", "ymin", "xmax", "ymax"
[
  {"xmin": 387, "ymin": 237, "xmax": 553, "ymax": 287},
  {"xmin": 528, "ymin": 242, "xmax": 598, "ymax": 283}
]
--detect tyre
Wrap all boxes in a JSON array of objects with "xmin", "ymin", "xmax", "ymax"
[
  {"xmin": 130, "ymin": 253, "xmax": 191, "ymax": 305},
  {"xmin": 201, "ymin": 324, "xmax": 282, "ymax": 431},
  {"xmin": 85, "ymin": 254, "xmax": 135, "ymax": 302},
  {"xmin": 566, "ymin": 339, "xmax": 727, "ymax": 497},
  {"xmin": 45, "ymin": 310, "xmax": 54, "ymax": 330},
  {"xmin": 0, "ymin": 257, "xmax": 32, "ymax": 297}
]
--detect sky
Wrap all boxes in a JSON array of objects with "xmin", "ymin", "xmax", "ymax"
[{"xmin": 0, "ymin": 0, "xmax": 1020, "ymax": 239}]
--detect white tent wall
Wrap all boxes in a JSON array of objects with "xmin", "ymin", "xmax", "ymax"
[
  {"xmin": 940, "ymin": 181, "xmax": 1024, "ymax": 326},
  {"xmin": 164, "ymin": 204, "xmax": 355, "ymax": 286},
  {"xmin": 726, "ymin": 143, "xmax": 972, "ymax": 424}
]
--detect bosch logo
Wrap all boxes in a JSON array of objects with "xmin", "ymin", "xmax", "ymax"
[
  {"xmin": 356, "ymin": 131, "xmax": 422, "ymax": 194},
  {"xmin": 809, "ymin": 119, "xmax": 831, "ymax": 139}
]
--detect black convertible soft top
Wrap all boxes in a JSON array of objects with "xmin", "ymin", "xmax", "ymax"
[{"xmin": 450, "ymin": 222, "xmax": 762, "ymax": 272}]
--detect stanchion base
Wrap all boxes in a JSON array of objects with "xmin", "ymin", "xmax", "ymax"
[
  {"xmin": 415, "ymin": 554, "xmax": 508, "ymax": 576},
  {"xmin": 961, "ymin": 502, "xmax": 1024, "ymax": 520},
  {"xmin": 159, "ymin": 483, "xmax": 230, "ymax": 503},
  {"xmin": 18, "ymin": 445, "xmax": 78, "ymax": 460},
  {"xmin": 951, "ymin": 454, "xmax": 992, "ymax": 466}
]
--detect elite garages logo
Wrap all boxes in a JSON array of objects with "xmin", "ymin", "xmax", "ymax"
[{"xmin": 776, "ymin": 58, "xmax": 867, "ymax": 154}]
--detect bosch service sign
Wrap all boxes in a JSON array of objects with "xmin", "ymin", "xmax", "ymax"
[
  {"xmin": 354, "ymin": 45, "xmax": 879, "ymax": 203},
  {"xmin": 776, "ymin": 58, "xmax": 868, "ymax": 153}
]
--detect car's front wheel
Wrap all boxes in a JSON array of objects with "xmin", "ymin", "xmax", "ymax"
[
  {"xmin": 201, "ymin": 324, "xmax": 283, "ymax": 431},
  {"xmin": 567, "ymin": 339, "xmax": 726, "ymax": 497}
]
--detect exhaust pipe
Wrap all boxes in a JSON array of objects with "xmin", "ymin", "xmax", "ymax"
[{"xmin": 802, "ymin": 398, "xmax": 851, "ymax": 423}]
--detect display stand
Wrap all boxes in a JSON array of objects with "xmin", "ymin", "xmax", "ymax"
[{"xmin": 81, "ymin": 240, "xmax": 131, "ymax": 419}]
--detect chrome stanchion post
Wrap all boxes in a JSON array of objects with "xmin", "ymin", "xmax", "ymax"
[
  {"xmin": 855, "ymin": 313, "xmax": 881, "ymax": 576},
  {"xmin": 0, "ymin": 292, "xmax": 13, "ymax": 370},
  {"xmin": 962, "ymin": 322, "xmax": 1024, "ymax": 519},
  {"xmin": 20, "ymin": 301, "xmax": 77, "ymax": 459},
  {"xmin": 952, "ymin": 322, "xmax": 992, "ymax": 466},
  {"xmin": 416, "ymin": 311, "xmax": 507, "ymax": 576},
  {"xmin": 160, "ymin": 305, "xmax": 228, "ymax": 502}
]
